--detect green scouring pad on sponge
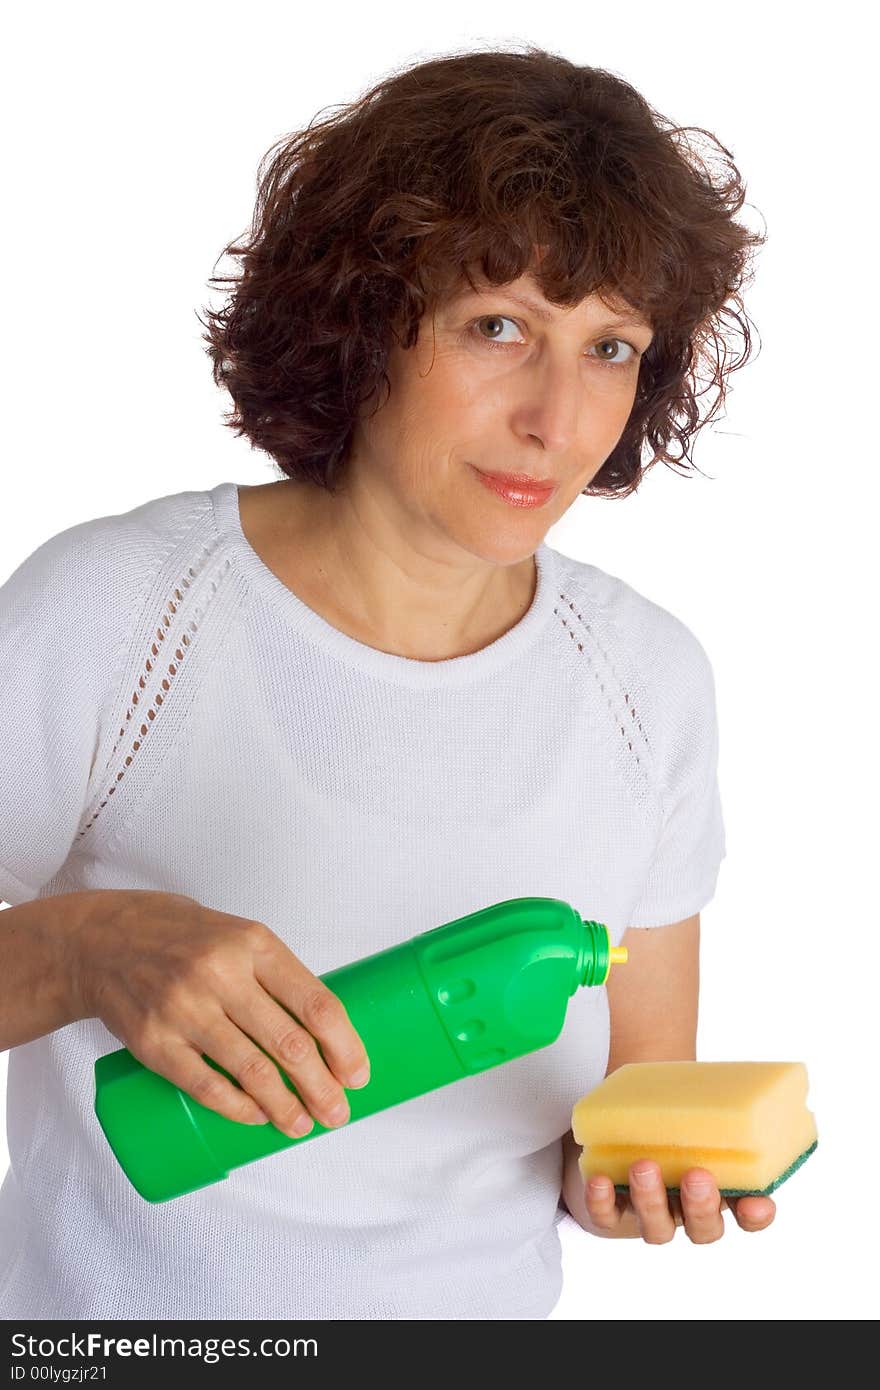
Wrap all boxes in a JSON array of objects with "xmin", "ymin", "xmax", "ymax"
[{"xmin": 571, "ymin": 1061, "xmax": 818, "ymax": 1198}]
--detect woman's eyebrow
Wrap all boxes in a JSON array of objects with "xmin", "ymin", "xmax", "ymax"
[{"xmin": 451, "ymin": 286, "xmax": 652, "ymax": 332}]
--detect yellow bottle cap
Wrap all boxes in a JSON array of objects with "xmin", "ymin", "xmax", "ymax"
[{"xmin": 609, "ymin": 946, "xmax": 628, "ymax": 965}]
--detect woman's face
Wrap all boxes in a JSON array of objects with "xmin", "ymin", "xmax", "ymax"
[{"xmin": 344, "ymin": 270, "xmax": 654, "ymax": 568}]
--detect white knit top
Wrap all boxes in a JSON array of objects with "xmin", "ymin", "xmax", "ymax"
[{"xmin": 0, "ymin": 481, "xmax": 726, "ymax": 1320}]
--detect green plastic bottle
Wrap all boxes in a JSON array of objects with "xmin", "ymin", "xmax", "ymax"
[{"xmin": 93, "ymin": 895, "xmax": 627, "ymax": 1203}]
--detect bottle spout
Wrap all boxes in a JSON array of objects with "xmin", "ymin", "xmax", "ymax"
[{"xmin": 577, "ymin": 919, "xmax": 628, "ymax": 988}]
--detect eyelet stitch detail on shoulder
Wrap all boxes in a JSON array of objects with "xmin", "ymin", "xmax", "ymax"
[
  {"xmin": 554, "ymin": 589, "xmax": 652, "ymax": 767},
  {"xmin": 76, "ymin": 543, "xmax": 232, "ymax": 841}
]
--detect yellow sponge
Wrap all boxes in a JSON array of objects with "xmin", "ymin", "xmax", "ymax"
[{"xmin": 571, "ymin": 1061, "xmax": 818, "ymax": 1196}]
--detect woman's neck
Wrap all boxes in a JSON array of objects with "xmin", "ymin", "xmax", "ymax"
[{"xmin": 236, "ymin": 478, "xmax": 537, "ymax": 662}]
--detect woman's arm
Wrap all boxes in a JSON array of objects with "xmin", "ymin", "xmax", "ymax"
[{"xmin": 560, "ymin": 914, "xmax": 700, "ymax": 1233}]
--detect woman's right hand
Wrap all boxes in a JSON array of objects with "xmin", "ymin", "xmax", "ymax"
[{"xmin": 68, "ymin": 888, "xmax": 371, "ymax": 1137}]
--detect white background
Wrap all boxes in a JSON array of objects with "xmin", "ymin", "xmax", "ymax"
[{"xmin": 2, "ymin": 0, "xmax": 876, "ymax": 1321}]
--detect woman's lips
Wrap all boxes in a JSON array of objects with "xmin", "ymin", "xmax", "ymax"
[{"xmin": 470, "ymin": 465, "xmax": 558, "ymax": 508}]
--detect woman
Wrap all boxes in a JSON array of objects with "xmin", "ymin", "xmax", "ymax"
[{"xmin": 0, "ymin": 46, "xmax": 774, "ymax": 1321}]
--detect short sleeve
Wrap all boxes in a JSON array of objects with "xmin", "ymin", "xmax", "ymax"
[
  {"xmin": 0, "ymin": 505, "xmax": 169, "ymax": 907},
  {"xmin": 627, "ymin": 628, "xmax": 727, "ymax": 928}
]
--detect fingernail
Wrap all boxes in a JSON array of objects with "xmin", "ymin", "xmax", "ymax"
[
  {"xmin": 347, "ymin": 1063, "xmax": 371, "ymax": 1088},
  {"xmin": 247, "ymin": 1109, "xmax": 270, "ymax": 1125},
  {"xmin": 328, "ymin": 1101, "xmax": 350, "ymax": 1125},
  {"xmin": 685, "ymin": 1179, "xmax": 713, "ymax": 1195},
  {"xmin": 291, "ymin": 1114, "xmax": 314, "ymax": 1136},
  {"xmin": 631, "ymin": 1167, "xmax": 656, "ymax": 1186}
]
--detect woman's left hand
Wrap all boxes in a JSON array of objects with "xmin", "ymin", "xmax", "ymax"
[{"xmin": 584, "ymin": 1159, "xmax": 777, "ymax": 1243}]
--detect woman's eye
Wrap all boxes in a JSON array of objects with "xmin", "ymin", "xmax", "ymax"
[
  {"xmin": 471, "ymin": 314, "xmax": 523, "ymax": 345},
  {"xmin": 588, "ymin": 338, "xmax": 638, "ymax": 367},
  {"xmin": 469, "ymin": 315, "xmax": 638, "ymax": 367}
]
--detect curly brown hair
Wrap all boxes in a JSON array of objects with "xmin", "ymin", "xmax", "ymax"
[{"xmin": 197, "ymin": 44, "xmax": 767, "ymax": 498}]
